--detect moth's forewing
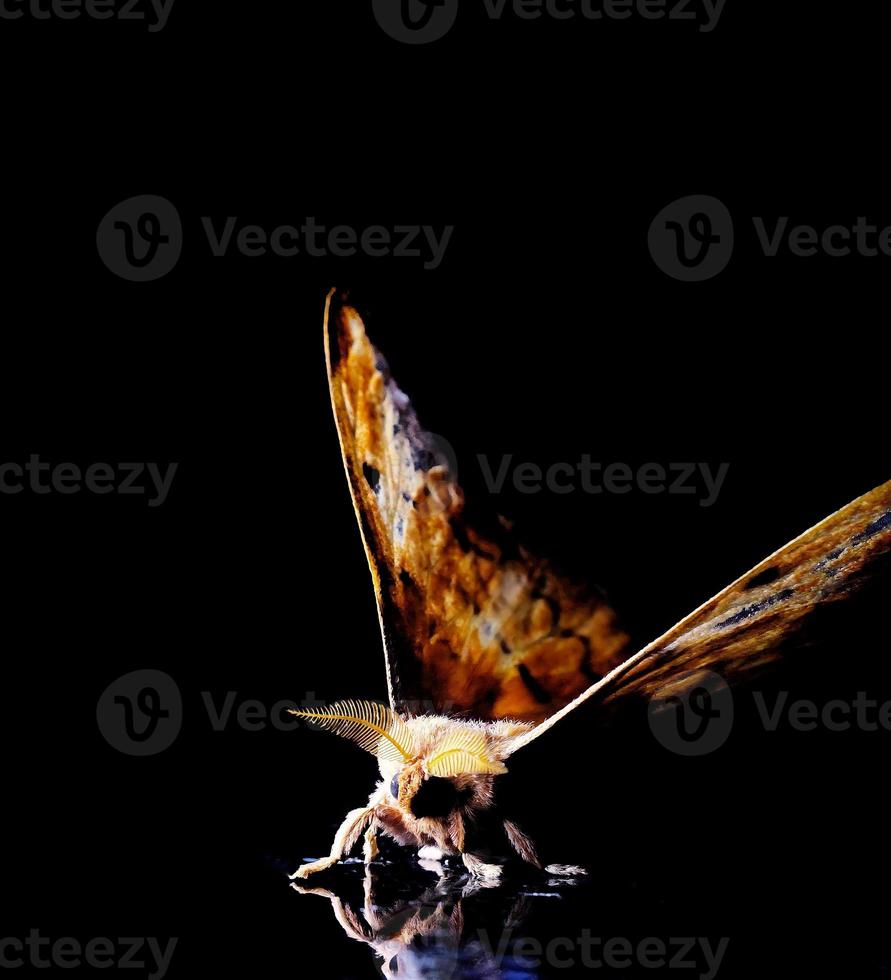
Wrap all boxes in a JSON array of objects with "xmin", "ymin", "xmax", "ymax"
[
  {"xmin": 511, "ymin": 479, "xmax": 891, "ymax": 750},
  {"xmin": 324, "ymin": 290, "xmax": 630, "ymax": 722},
  {"xmin": 606, "ymin": 483, "xmax": 891, "ymax": 704}
]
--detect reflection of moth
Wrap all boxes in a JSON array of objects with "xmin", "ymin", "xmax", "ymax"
[
  {"xmin": 293, "ymin": 866, "xmax": 532, "ymax": 979},
  {"xmin": 291, "ymin": 289, "xmax": 891, "ymax": 883}
]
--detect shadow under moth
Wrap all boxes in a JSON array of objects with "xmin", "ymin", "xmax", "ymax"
[{"xmin": 291, "ymin": 289, "xmax": 891, "ymax": 884}]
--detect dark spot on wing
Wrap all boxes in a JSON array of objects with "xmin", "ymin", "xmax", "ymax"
[
  {"xmin": 517, "ymin": 663, "xmax": 552, "ymax": 704},
  {"xmin": 819, "ymin": 580, "xmax": 855, "ymax": 600},
  {"xmin": 450, "ymin": 519, "xmax": 498, "ymax": 560},
  {"xmin": 715, "ymin": 588, "xmax": 795, "ymax": 629},
  {"xmin": 359, "ymin": 510, "xmax": 376, "ymax": 548},
  {"xmin": 362, "ymin": 462, "xmax": 381, "ymax": 492},
  {"xmin": 450, "ymin": 519, "xmax": 473, "ymax": 553},
  {"xmin": 402, "ymin": 491, "xmax": 411, "ymax": 503},
  {"xmin": 815, "ymin": 547, "xmax": 844, "ymax": 571},
  {"xmin": 744, "ymin": 566, "xmax": 782, "ymax": 589},
  {"xmin": 376, "ymin": 554, "xmax": 395, "ymax": 595},
  {"xmin": 413, "ymin": 448, "xmax": 436, "ymax": 472},
  {"xmin": 541, "ymin": 595, "xmax": 561, "ymax": 632},
  {"xmin": 571, "ymin": 634, "xmax": 601, "ymax": 682},
  {"xmin": 500, "ymin": 639, "xmax": 511, "ymax": 655},
  {"xmin": 483, "ymin": 517, "xmax": 522, "ymax": 562},
  {"xmin": 853, "ymin": 510, "xmax": 891, "ymax": 543},
  {"xmin": 399, "ymin": 569, "xmax": 414, "ymax": 589}
]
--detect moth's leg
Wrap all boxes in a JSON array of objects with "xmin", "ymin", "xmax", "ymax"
[
  {"xmin": 449, "ymin": 810, "xmax": 465, "ymax": 853},
  {"xmin": 503, "ymin": 819, "xmax": 542, "ymax": 869},
  {"xmin": 461, "ymin": 852, "xmax": 503, "ymax": 886},
  {"xmin": 543, "ymin": 863, "xmax": 588, "ymax": 876},
  {"xmin": 290, "ymin": 806, "xmax": 375, "ymax": 880},
  {"xmin": 362, "ymin": 821, "xmax": 380, "ymax": 864},
  {"xmin": 419, "ymin": 810, "xmax": 463, "ymax": 872},
  {"xmin": 503, "ymin": 818, "xmax": 587, "ymax": 876}
]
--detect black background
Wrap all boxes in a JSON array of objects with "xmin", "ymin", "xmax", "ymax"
[{"xmin": 2, "ymin": 1, "xmax": 890, "ymax": 977}]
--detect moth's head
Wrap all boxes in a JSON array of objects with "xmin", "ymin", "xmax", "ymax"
[
  {"xmin": 290, "ymin": 700, "xmax": 531, "ymax": 820},
  {"xmin": 386, "ymin": 762, "xmax": 462, "ymax": 819},
  {"xmin": 386, "ymin": 715, "xmax": 532, "ymax": 818}
]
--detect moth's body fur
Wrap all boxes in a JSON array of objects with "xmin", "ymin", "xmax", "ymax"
[{"xmin": 290, "ymin": 291, "xmax": 891, "ymax": 886}]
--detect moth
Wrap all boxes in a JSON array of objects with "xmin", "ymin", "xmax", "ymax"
[{"xmin": 290, "ymin": 288, "xmax": 891, "ymax": 883}]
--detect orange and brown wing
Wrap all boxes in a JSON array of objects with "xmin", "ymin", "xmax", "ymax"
[
  {"xmin": 324, "ymin": 291, "xmax": 630, "ymax": 723},
  {"xmin": 510, "ymin": 478, "xmax": 891, "ymax": 750}
]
